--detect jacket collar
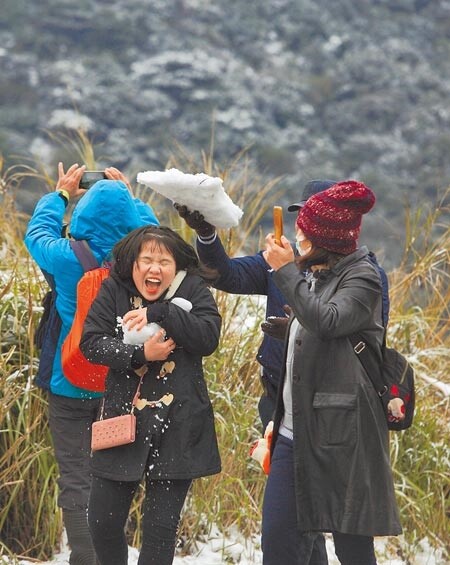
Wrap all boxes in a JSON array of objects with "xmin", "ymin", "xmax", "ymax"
[{"xmin": 331, "ymin": 246, "xmax": 369, "ymax": 276}]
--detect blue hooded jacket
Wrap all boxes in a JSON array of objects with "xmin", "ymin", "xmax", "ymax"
[{"xmin": 25, "ymin": 180, "xmax": 159, "ymax": 398}]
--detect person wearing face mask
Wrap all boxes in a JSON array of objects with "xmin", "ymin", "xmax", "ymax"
[
  {"xmin": 176, "ymin": 181, "xmax": 389, "ymax": 565},
  {"xmin": 261, "ymin": 181, "xmax": 401, "ymax": 565},
  {"xmin": 295, "ymin": 230, "xmax": 312, "ymax": 256},
  {"xmin": 262, "ymin": 192, "xmax": 390, "ymax": 345},
  {"xmin": 176, "ymin": 180, "xmax": 390, "ymax": 433},
  {"xmin": 80, "ymin": 225, "xmax": 221, "ymax": 565}
]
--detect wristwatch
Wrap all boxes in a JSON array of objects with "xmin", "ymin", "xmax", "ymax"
[{"xmin": 57, "ymin": 189, "xmax": 70, "ymax": 205}]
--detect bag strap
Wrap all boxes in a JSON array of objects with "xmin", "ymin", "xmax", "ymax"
[
  {"xmin": 98, "ymin": 374, "xmax": 144, "ymax": 420},
  {"xmin": 349, "ymin": 334, "xmax": 388, "ymax": 397},
  {"xmin": 130, "ymin": 375, "xmax": 144, "ymax": 414},
  {"xmin": 70, "ymin": 240, "xmax": 100, "ymax": 272},
  {"xmin": 165, "ymin": 270, "xmax": 187, "ymax": 299}
]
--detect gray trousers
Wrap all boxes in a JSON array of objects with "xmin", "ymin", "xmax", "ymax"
[{"xmin": 48, "ymin": 392, "xmax": 100, "ymax": 510}]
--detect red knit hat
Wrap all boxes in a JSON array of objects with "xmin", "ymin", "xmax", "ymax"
[{"xmin": 296, "ymin": 180, "xmax": 375, "ymax": 255}]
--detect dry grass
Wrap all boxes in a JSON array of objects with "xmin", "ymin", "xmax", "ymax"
[{"xmin": 0, "ymin": 137, "xmax": 449, "ymax": 561}]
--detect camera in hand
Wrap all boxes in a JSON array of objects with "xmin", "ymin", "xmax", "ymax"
[{"xmin": 79, "ymin": 171, "xmax": 106, "ymax": 190}]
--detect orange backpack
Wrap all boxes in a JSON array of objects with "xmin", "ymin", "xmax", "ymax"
[{"xmin": 61, "ymin": 241, "xmax": 110, "ymax": 392}]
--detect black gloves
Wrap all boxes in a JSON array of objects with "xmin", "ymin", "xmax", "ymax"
[
  {"xmin": 174, "ymin": 203, "xmax": 216, "ymax": 238},
  {"xmin": 146, "ymin": 302, "xmax": 169, "ymax": 324},
  {"xmin": 261, "ymin": 305, "xmax": 292, "ymax": 341},
  {"xmin": 261, "ymin": 317, "xmax": 289, "ymax": 340}
]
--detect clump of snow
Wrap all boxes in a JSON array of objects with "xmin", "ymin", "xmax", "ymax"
[
  {"xmin": 136, "ymin": 168, "xmax": 243, "ymax": 229},
  {"xmin": 121, "ymin": 297, "xmax": 193, "ymax": 345},
  {"xmin": 122, "ymin": 321, "xmax": 163, "ymax": 345},
  {"xmin": 171, "ymin": 297, "xmax": 193, "ymax": 312}
]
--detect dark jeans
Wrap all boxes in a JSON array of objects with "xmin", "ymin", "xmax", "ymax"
[
  {"xmin": 258, "ymin": 373, "xmax": 278, "ymax": 431},
  {"xmin": 262, "ymin": 435, "xmax": 328, "ymax": 565},
  {"xmin": 88, "ymin": 475, "xmax": 191, "ymax": 565},
  {"xmin": 48, "ymin": 392, "xmax": 100, "ymax": 510},
  {"xmin": 333, "ymin": 532, "xmax": 377, "ymax": 565},
  {"xmin": 262, "ymin": 435, "xmax": 377, "ymax": 565}
]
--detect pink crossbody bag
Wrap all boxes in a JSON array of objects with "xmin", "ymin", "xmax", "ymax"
[{"xmin": 91, "ymin": 376, "xmax": 143, "ymax": 452}]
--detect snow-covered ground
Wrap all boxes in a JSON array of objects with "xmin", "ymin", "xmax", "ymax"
[{"xmin": 5, "ymin": 528, "xmax": 447, "ymax": 565}]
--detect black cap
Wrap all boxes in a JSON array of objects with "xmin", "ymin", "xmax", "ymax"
[{"xmin": 287, "ymin": 179, "xmax": 337, "ymax": 212}]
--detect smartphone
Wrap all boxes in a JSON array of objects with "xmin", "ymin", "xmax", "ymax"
[
  {"xmin": 79, "ymin": 171, "xmax": 106, "ymax": 190},
  {"xmin": 273, "ymin": 206, "xmax": 284, "ymax": 246}
]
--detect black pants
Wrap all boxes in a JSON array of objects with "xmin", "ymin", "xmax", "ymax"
[
  {"xmin": 262, "ymin": 435, "xmax": 377, "ymax": 565},
  {"xmin": 88, "ymin": 475, "xmax": 191, "ymax": 565}
]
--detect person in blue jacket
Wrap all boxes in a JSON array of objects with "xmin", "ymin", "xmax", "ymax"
[
  {"xmin": 24, "ymin": 162, "xmax": 159, "ymax": 565},
  {"xmin": 175, "ymin": 178, "xmax": 390, "ymax": 565}
]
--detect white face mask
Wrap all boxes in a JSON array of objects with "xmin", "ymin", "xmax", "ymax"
[{"xmin": 295, "ymin": 233, "xmax": 312, "ymax": 256}]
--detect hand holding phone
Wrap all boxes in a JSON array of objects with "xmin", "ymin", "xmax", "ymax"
[
  {"xmin": 273, "ymin": 206, "xmax": 283, "ymax": 246},
  {"xmin": 79, "ymin": 171, "xmax": 106, "ymax": 190}
]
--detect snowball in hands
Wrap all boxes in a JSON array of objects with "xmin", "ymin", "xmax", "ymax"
[
  {"xmin": 136, "ymin": 168, "xmax": 243, "ymax": 229},
  {"xmin": 123, "ymin": 322, "xmax": 164, "ymax": 345},
  {"xmin": 122, "ymin": 297, "xmax": 193, "ymax": 345}
]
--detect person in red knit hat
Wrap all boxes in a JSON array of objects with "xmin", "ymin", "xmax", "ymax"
[
  {"xmin": 296, "ymin": 180, "xmax": 375, "ymax": 255},
  {"xmin": 261, "ymin": 180, "xmax": 402, "ymax": 565}
]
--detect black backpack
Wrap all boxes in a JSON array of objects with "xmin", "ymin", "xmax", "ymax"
[
  {"xmin": 34, "ymin": 270, "xmax": 62, "ymax": 389},
  {"xmin": 350, "ymin": 333, "xmax": 415, "ymax": 431}
]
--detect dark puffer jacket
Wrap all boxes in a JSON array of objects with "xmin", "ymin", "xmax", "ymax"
[
  {"xmin": 272, "ymin": 247, "xmax": 402, "ymax": 537},
  {"xmin": 80, "ymin": 272, "xmax": 222, "ymax": 482}
]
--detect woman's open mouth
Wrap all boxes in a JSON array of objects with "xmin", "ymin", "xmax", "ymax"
[{"xmin": 145, "ymin": 277, "xmax": 161, "ymax": 294}]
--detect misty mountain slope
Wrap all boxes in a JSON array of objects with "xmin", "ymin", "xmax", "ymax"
[{"xmin": 1, "ymin": 0, "xmax": 450, "ymax": 263}]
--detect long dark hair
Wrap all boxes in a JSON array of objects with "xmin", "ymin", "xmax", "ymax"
[{"xmin": 112, "ymin": 225, "xmax": 217, "ymax": 282}]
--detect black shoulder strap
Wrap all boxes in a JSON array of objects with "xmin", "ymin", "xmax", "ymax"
[
  {"xmin": 70, "ymin": 240, "xmax": 100, "ymax": 272},
  {"xmin": 349, "ymin": 334, "xmax": 388, "ymax": 397}
]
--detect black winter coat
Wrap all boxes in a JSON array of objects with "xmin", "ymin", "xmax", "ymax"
[
  {"xmin": 272, "ymin": 247, "xmax": 402, "ymax": 537},
  {"xmin": 80, "ymin": 272, "xmax": 222, "ymax": 482}
]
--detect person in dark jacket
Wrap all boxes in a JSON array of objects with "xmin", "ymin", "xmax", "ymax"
[
  {"xmin": 175, "ymin": 180, "xmax": 389, "ymax": 565},
  {"xmin": 24, "ymin": 162, "xmax": 159, "ymax": 565},
  {"xmin": 262, "ymin": 180, "xmax": 402, "ymax": 565},
  {"xmin": 80, "ymin": 225, "xmax": 222, "ymax": 565},
  {"xmin": 175, "ymin": 180, "xmax": 390, "ymax": 434}
]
